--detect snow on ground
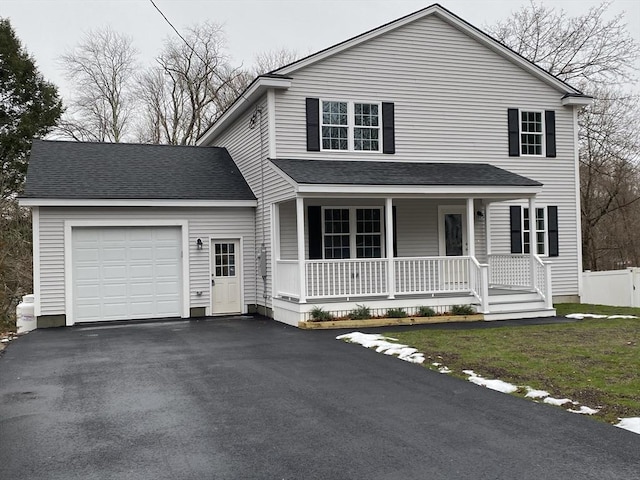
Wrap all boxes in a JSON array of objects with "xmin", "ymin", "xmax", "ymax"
[
  {"xmin": 615, "ymin": 417, "xmax": 640, "ymax": 434},
  {"xmin": 336, "ymin": 332, "xmax": 425, "ymax": 364},
  {"xmin": 337, "ymin": 330, "xmax": 639, "ymax": 435},
  {"xmin": 568, "ymin": 406, "xmax": 601, "ymax": 415},
  {"xmin": 462, "ymin": 370, "xmax": 518, "ymax": 393},
  {"xmin": 543, "ymin": 397, "xmax": 573, "ymax": 406},
  {"xmin": 566, "ymin": 313, "xmax": 638, "ymax": 320},
  {"xmin": 525, "ymin": 387, "xmax": 550, "ymax": 398}
]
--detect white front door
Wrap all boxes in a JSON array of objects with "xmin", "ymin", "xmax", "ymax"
[{"xmin": 211, "ymin": 239, "xmax": 241, "ymax": 315}]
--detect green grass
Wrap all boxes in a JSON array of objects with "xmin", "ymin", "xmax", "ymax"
[
  {"xmin": 555, "ymin": 302, "xmax": 640, "ymax": 317},
  {"xmin": 389, "ymin": 308, "xmax": 639, "ymax": 425}
]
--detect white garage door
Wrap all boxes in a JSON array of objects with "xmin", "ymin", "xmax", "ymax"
[{"xmin": 72, "ymin": 227, "xmax": 182, "ymax": 322}]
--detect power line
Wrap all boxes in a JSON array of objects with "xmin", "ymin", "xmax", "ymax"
[{"xmin": 148, "ymin": 0, "xmax": 204, "ymax": 63}]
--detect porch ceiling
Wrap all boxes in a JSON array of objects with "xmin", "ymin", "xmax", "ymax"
[{"xmin": 270, "ymin": 159, "xmax": 542, "ymax": 197}]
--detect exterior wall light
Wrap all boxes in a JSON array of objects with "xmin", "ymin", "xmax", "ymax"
[{"xmin": 196, "ymin": 238, "xmax": 203, "ymax": 250}]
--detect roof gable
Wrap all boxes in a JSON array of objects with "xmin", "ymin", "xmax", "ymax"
[
  {"xmin": 274, "ymin": 3, "xmax": 584, "ymax": 96},
  {"xmin": 22, "ymin": 140, "xmax": 255, "ymax": 201}
]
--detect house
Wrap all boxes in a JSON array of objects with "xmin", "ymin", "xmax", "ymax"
[{"xmin": 20, "ymin": 4, "xmax": 591, "ymax": 328}]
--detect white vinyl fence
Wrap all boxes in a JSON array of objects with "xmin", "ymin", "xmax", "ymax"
[{"xmin": 581, "ymin": 268, "xmax": 640, "ymax": 307}]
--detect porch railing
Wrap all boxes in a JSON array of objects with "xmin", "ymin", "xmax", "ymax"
[
  {"xmin": 275, "ymin": 260, "xmax": 300, "ymax": 298},
  {"xmin": 306, "ymin": 258, "xmax": 388, "ymax": 299},
  {"xmin": 395, "ymin": 256, "xmax": 470, "ymax": 294}
]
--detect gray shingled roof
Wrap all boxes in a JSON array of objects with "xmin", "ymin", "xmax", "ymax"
[
  {"xmin": 271, "ymin": 159, "xmax": 541, "ymax": 187},
  {"xmin": 22, "ymin": 140, "xmax": 255, "ymax": 200}
]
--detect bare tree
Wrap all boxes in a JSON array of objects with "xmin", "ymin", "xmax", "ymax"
[
  {"xmin": 58, "ymin": 28, "xmax": 138, "ymax": 142},
  {"xmin": 136, "ymin": 22, "xmax": 249, "ymax": 145},
  {"xmin": 252, "ymin": 47, "xmax": 300, "ymax": 76},
  {"xmin": 488, "ymin": 1, "xmax": 640, "ymax": 270},
  {"xmin": 489, "ymin": 1, "xmax": 639, "ymax": 85}
]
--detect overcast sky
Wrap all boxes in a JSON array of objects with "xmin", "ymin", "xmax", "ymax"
[{"xmin": 2, "ymin": 0, "xmax": 639, "ymax": 100}]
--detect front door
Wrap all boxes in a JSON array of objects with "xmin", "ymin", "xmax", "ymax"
[
  {"xmin": 438, "ymin": 207, "xmax": 468, "ymax": 288},
  {"xmin": 211, "ymin": 239, "xmax": 241, "ymax": 315}
]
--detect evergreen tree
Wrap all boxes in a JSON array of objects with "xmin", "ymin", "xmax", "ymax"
[{"xmin": 0, "ymin": 18, "xmax": 62, "ymax": 198}]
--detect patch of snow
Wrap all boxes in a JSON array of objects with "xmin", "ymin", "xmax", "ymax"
[
  {"xmin": 615, "ymin": 417, "xmax": 640, "ymax": 435},
  {"xmin": 565, "ymin": 313, "xmax": 638, "ymax": 320},
  {"xmin": 431, "ymin": 362, "xmax": 441, "ymax": 367},
  {"xmin": 463, "ymin": 370, "xmax": 518, "ymax": 394},
  {"xmin": 567, "ymin": 406, "xmax": 600, "ymax": 415},
  {"xmin": 543, "ymin": 397, "xmax": 572, "ymax": 406},
  {"xmin": 336, "ymin": 332, "xmax": 424, "ymax": 364},
  {"xmin": 525, "ymin": 387, "xmax": 550, "ymax": 398},
  {"xmin": 565, "ymin": 313, "xmax": 608, "ymax": 319},
  {"xmin": 438, "ymin": 366, "xmax": 451, "ymax": 374}
]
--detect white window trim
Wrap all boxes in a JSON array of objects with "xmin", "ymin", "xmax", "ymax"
[
  {"xmin": 519, "ymin": 109, "xmax": 545, "ymax": 157},
  {"xmin": 321, "ymin": 206, "xmax": 385, "ymax": 259},
  {"xmin": 320, "ymin": 100, "xmax": 382, "ymax": 153},
  {"xmin": 522, "ymin": 206, "xmax": 548, "ymax": 256}
]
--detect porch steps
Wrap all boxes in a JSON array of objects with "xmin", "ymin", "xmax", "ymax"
[{"xmin": 484, "ymin": 289, "xmax": 556, "ymax": 321}]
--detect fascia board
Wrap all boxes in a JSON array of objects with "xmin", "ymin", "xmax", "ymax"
[{"xmin": 18, "ymin": 198, "xmax": 258, "ymax": 208}]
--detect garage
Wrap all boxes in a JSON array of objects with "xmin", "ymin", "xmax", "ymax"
[{"xmin": 72, "ymin": 226, "xmax": 183, "ymax": 323}]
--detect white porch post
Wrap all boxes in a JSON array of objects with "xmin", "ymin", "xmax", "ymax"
[
  {"xmin": 466, "ymin": 198, "xmax": 475, "ymax": 257},
  {"xmin": 386, "ymin": 197, "xmax": 395, "ymax": 299},
  {"xmin": 271, "ymin": 203, "xmax": 280, "ymax": 300},
  {"xmin": 529, "ymin": 197, "xmax": 537, "ymax": 290},
  {"xmin": 296, "ymin": 197, "xmax": 307, "ymax": 303}
]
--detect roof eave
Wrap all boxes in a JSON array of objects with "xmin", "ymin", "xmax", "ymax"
[
  {"xmin": 294, "ymin": 183, "xmax": 542, "ymax": 197},
  {"xmin": 196, "ymin": 76, "xmax": 292, "ymax": 146},
  {"xmin": 561, "ymin": 95, "xmax": 593, "ymax": 106},
  {"xmin": 18, "ymin": 198, "xmax": 258, "ymax": 208}
]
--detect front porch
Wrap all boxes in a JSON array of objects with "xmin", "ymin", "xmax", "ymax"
[
  {"xmin": 267, "ymin": 159, "xmax": 559, "ymax": 326},
  {"xmin": 272, "ymin": 196, "xmax": 555, "ymax": 326}
]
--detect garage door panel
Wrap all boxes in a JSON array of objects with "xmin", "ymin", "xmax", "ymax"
[
  {"xmin": 129, "ymin": 264, "xmax": 154, "ymax": 279},
  {"xmin": 72, "ymin": 227, "xmax": 182, "ymax": 323}
]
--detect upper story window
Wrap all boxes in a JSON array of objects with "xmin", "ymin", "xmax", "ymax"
[
  {"xmin": 520, "ymin": 111, "xmax": 543, "ymax": 156},
  {"xmin": 507, "ymin": 108, "xmax": 555, "ymax": 158},
  {"xmin": 321, "ymin": 101, "xmax": 381, "ymax": 152}
]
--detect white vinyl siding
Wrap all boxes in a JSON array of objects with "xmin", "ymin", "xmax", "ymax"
[
  {"xmin": 207, "ymin": 95, "xmax": 295, "ymax": 310},
  {"xmin": 271, "ymin": 14, "xmax": 579, "ymax": 297},
  {"xmin": 36, "ymin": 207, "xmax": 255, "ymax": 316}
]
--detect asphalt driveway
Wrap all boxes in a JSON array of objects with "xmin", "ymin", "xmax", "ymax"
[{"xmin": 0, "ymin": 316, "xmax": 638, "ymax": 480}]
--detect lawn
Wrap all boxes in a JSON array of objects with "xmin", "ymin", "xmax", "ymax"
[{"xmin": 388, "ymin": 304, "xmax": 640, "ymax": 425}]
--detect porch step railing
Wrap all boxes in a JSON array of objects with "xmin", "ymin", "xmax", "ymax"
[{"xmin": 488, "ymin": 254, "xmax": 553, "ymax": 309}]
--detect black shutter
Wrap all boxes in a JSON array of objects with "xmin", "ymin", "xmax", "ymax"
[
  {"xmin": 545, "ymin": 110, "xmax": 556, "ymax": 158},
  {"xmin": 307, "ymin": 206, "xmax": 322, "ymax": 260},
  {"xmin": 306, "ymin": 98, "xmax": 320, "ymax": 151},
  {"xmin": 382, "ymin": 102, "xmax": 395, "ymax": 154},
  {"xmin": 510, "ymin": 206, "xmax": 523, "ymax": 254},
  {"xmin": 508, "ymin": 108, "xmax": 520, "ymax": 157},
  {"xmin": 548, "ymin": 206, "xmax": 559, "ymax": 257}
]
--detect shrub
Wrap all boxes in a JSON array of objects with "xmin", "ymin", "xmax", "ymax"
[
  {"xmin": 386, "ymin": 308, "xmax": 407, "ymax": 318},
  {"xmin": 451, "ymin": 304, "xmax": 476, "ymax": 316},
  {"xmin": 348, "ymin": 304, "xmax": 371, "ymax": 320},
  {"xmin": 417, "ymin": 306, "xmax": 436, "ymax": 317},
  {"xmin": 309, "ymin": 306, "xmax": 334, "ymax": 322}
]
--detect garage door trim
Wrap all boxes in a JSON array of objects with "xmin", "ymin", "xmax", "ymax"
[{"xmin": 64, "ymin": 219, "xmax": 190, "ymax": 326}]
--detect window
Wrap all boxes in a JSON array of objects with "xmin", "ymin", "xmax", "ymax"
[
  {"xmin": 321, "ymin": 101, "xmax": 381, "ymax": 152},
  {"xmin": 520, "ymin": 111, "xmax": 543, "ymax": 156},
  {"xmin": 322, "ymin": 207, "xmax": 383, "ymax": 259},
  {"xmin": 321, "ymin": 101, "xmax": 348, "ymax": 150},
  {"xmin": 523, "ymin": 207, "xmax": 546, "ymax": 255},
  {"xmin": 507, "ymin": 109, "xmax": 556, "ymax": 158}
]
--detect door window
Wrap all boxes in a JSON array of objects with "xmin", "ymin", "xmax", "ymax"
[{"xmin": 214, "ymin": 242, "xmax": 236, "ymax": 277}]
